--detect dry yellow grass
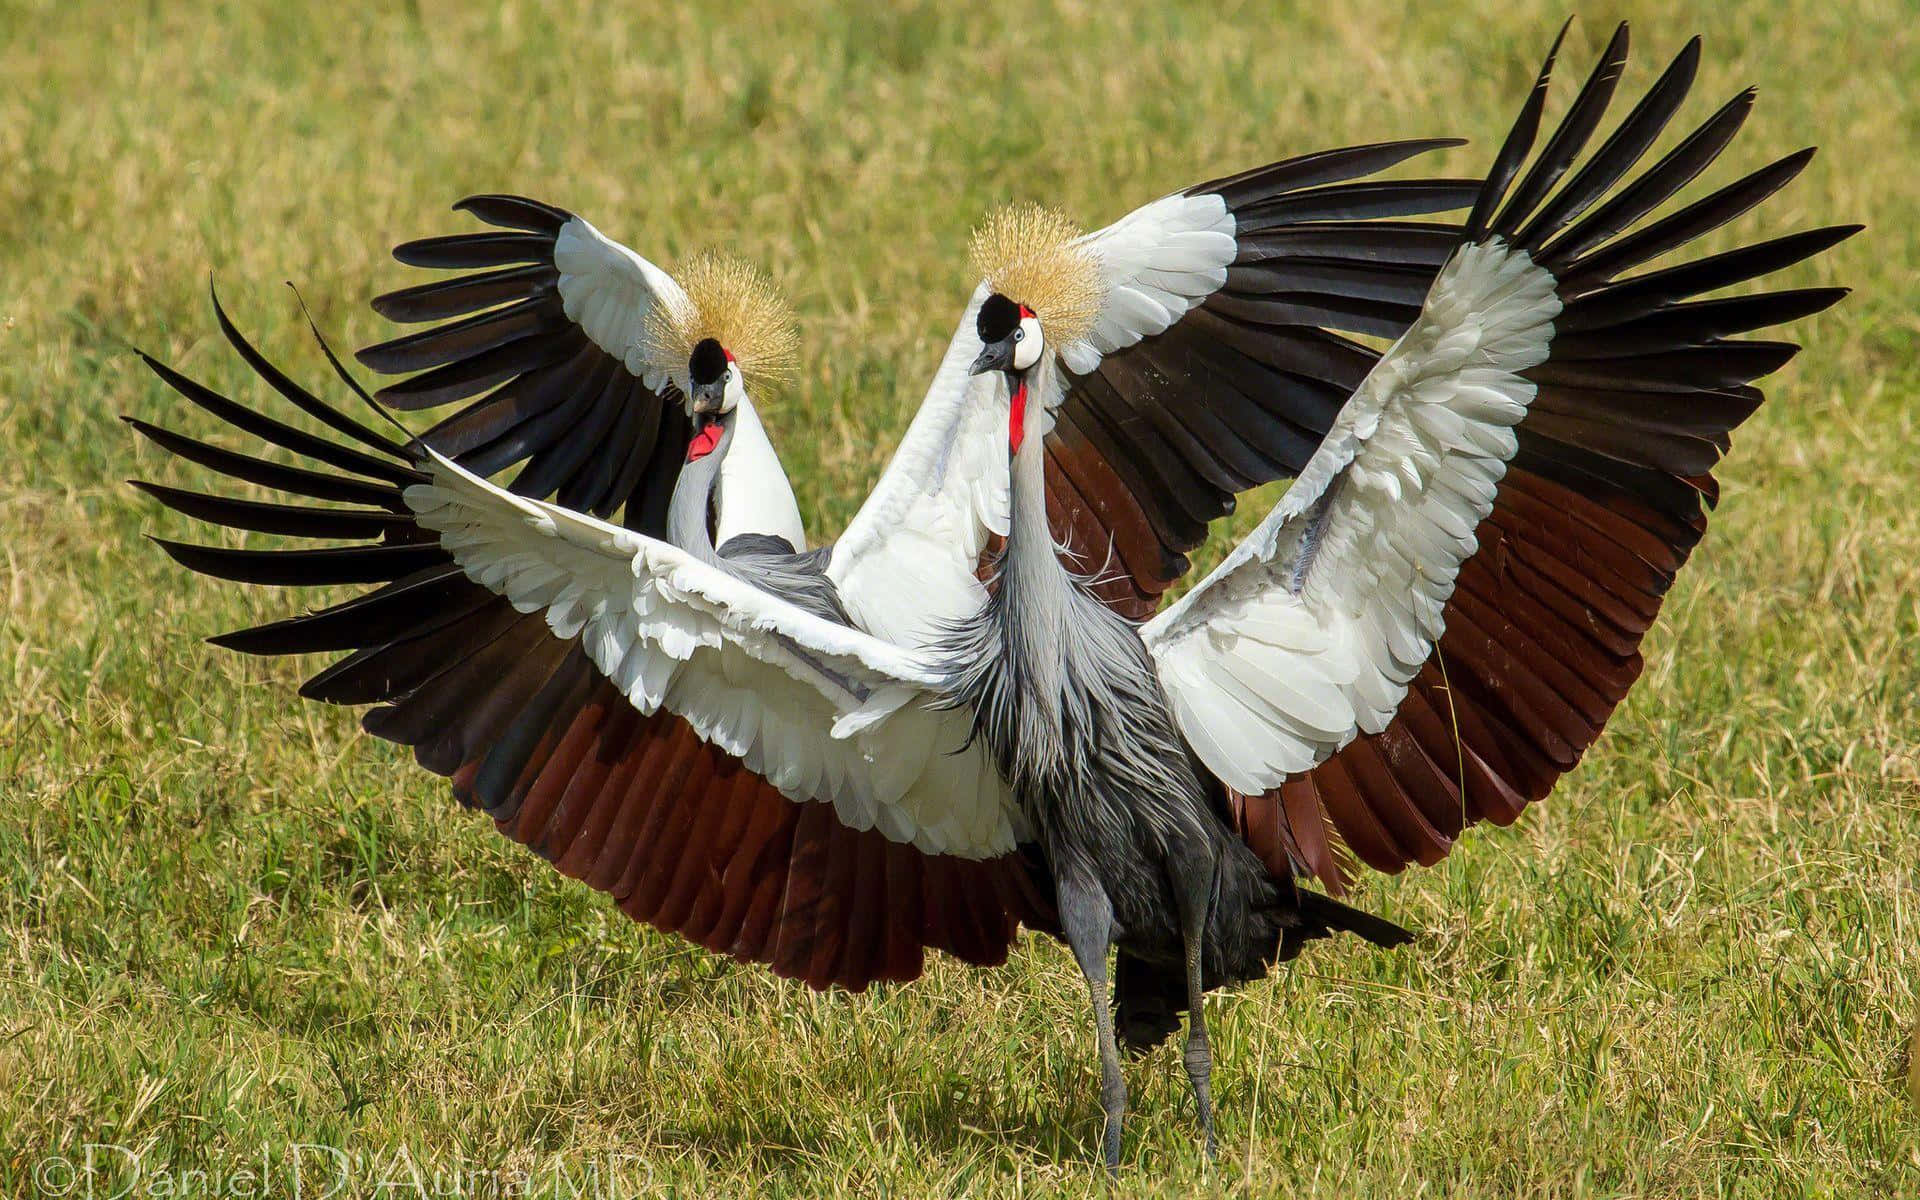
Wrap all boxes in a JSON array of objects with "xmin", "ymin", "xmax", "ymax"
[
  {"xmin": 2, "ymin": 1, "xmax": 1916, "ymax": 1195},
  {"xmin": 1910, "ymin": 1019, "xmax": 1920, "ymax": 1111}
]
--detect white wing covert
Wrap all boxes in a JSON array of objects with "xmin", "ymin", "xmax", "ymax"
[
  {"xmin": 1057, "ymin": 192, "xmax": 1238, "ymax": 374},
  {"xmin": 549, "ymin": 215, "xmax": 690, "ymax": 392},
  {"xmin": 1144, "ymin": 241, "xmax": 1560, "ymax": 794},
  {"xmin": 827, "ymin": 287, "xmax": 1010, "ymax": 647},
  {"xmin": 407, "ymin": 450, "xmax": 1026, "ymax": 858}
]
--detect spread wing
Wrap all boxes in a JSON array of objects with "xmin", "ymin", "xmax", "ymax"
[
  {"xmin": 408, "ymin": 448, "xmax": 1025, "ymax": 859},
  {"xmin": 828, "ymin": 141, "xmax": 1482, "ymax": 642},
  {"xmin": 355, "ymin": 195, "xmax": 806, "ymax": 550},
  {"xmin": 1145, "ymin": 240, "xmax": 1561, "ymax": 790},
  {"xmin": 823, "ymin": 285, "xmax": 1008, "ymax": 645},
  {"xmin": 1141, "ymin": 25, "xmax": 1856, "ymax": 886},
  {"xmin": 130, "ymin": 294, "xmax": 1050, "ymax": 991}
]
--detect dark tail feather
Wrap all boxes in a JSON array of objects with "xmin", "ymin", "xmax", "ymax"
[
  {"xmin": 1111, "ymin": 852, "xmax": 1274, "ymax": 1052},
  {"xmin": 1112, "ymin": 884, "xmax": 1412, "ymax": 1053},
  {"xmin": 1291, "ymin": 890, "xmax": 1414, "ymax": 952}
]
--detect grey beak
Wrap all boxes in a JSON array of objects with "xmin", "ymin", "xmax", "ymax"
[
  {"xmin": 969, "ymin": 339, "xmax": 1015, "ymax": 377},
  {"xmin": 690, "ymin": 381, "xmax": 727, "ymax": 413}
]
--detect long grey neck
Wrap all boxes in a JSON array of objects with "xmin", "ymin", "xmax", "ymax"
[
  {"xmin": 997, "ymin": 363, "xmax": 1073, "ymax": 707},
  {"xmin": 666, "ymin": 420, "xmax": 732, "ymax": 565},
  {"xmin": 1003, "ymin": 383, "xmax": 1066, "ymax": 610}
]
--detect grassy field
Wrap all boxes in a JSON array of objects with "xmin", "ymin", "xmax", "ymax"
[{"xmin": 3, "ymin": 0, "xmax": 1916, "ymax": 1194}]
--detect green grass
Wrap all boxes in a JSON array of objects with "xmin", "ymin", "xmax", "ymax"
[{"xmin": 3, "ymin": 0, "xmax": 1916, "ymax": 1194}]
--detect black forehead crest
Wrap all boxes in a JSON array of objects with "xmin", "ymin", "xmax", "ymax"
[
  {"xmin": 688, "ymin": 337, "xmax": 728, "ymax": 385},
  {"xmin": 977, "ymin": 293, "xmax": 1022, "ymax": 343}
]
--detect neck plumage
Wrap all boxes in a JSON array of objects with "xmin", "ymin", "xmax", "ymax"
[
  {"xmin": 939, "ymin": 358, "xmax": 1073, "ymax": 795},
  {"xmin": 667, "ymin": 424, "xmax": 731, "ymax": 565},
  {"xmin": 1003, "ymin": 373, "xmax": 1055, "ymax": 575},
  {"xmin": 715, "ymin": 397, "xmax": 807, "ymax": 551},
  {"xmin": 997, "ymin": 360, "xmax": 1073, "ymax": 691}
]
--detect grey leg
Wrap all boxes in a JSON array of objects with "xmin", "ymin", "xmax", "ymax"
[
  {"xmin": 1174, "ymin": 854, "xmax": 1219, "ymax": 1158},
  {"xmin": 1057, "ymin": 873, "xmax": 1125, "ymax": 1175}
]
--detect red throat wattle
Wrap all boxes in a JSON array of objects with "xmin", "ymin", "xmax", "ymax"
[
  {"xmin": 1008, "ymin": 379, "xmax": 1028, "ymax": 454},
  {"xmin": 686, "ymin": 422, "xmax": 723, "ymax": 462}
]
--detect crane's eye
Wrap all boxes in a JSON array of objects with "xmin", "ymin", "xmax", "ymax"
[{"xmin": 1013, "ymin": 329, "xmax": 1025, "ymax": 342}]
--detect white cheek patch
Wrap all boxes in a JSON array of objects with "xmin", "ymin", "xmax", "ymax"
[
  {"xmin": 723, "ymin": 366, "xmax": 747, "ymax": 413},
  {"xmin": 1012, "ymin": 316, "xmax": 1044, "ymax": 370}
]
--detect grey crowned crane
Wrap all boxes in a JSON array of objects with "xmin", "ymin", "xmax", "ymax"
[
  {"xmin": 131, "ymin": 22, "xmax": 1853, "ymax": 1170},
  {"xmin": 356, "ymin": 210, "xmax": 809, "ymax": 554}
]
